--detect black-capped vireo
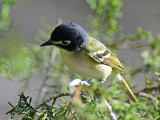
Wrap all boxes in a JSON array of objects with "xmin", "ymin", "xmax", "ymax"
[{"xmin": 40, "ymin": 23, "xmax": 138, "ymax": 103}]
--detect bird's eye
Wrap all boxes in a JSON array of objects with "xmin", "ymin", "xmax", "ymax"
[{"xmin": 62, "ymin": 40, "xmax": 71, "ymax": 45}]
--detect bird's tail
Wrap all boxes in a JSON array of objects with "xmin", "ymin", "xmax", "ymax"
[{"xmin": 117, "ymin": 73, "xmax": 138, "ymax": 103}]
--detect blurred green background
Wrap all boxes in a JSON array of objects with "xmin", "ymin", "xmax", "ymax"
[{"xmin": 0, "ymin": 0, "xmax": 160, "ymax": 119}]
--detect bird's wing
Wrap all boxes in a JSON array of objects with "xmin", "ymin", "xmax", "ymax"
[
  {"xmin": 85, "ymin": 36, "xmax": 124, "ymax": 72},
  {"xmin": 85, "ymin": 37, "xmax": 139, "ymax": 103}
]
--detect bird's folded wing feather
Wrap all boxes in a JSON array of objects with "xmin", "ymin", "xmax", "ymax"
[{"xmin": 85, "ymin": 36, "xmax": 124, "ymax": 72}]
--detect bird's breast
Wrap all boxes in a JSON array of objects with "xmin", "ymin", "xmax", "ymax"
[{"xmin": 60, "ymin": 49, "xmax": 112, "ymax": 80}]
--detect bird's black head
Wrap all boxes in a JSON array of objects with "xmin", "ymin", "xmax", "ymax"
[{"xmin": 40, "ymin": 23, "xmax": 88, "ymax": 52}]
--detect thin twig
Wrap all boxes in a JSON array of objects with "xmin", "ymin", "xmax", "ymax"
[
  {"xmin": 140, "ymin": 85, "xmax": 160, "ymax": 92},
  {"xmin": 138, "ymin": 92, "xmax": 155, "ymax": 100},
  {"xmin": 35, "ymin": 19, "xmax": 63, "ymax": 105},
  {"xmin": 135, "ymin": 82, "xmax": 160, "ymax": 95},
  {"xmin": 35, "ymin": 46, "xmax": 56, "ymax": 105},
  {"xmin": 108, "ymin": 40, "xmax": 149, "ymax": 49},
  {"xmin": 103, "ymin": 98, "xmax": 117, "ymax": 120},
  {"xmin": 34, "ymin": 93, "xmax": 70, "ymax": 110}
]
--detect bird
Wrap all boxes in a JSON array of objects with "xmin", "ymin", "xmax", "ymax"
[{"xmin": 40, "ymin": 22, "xmax": 138, "ymax": 103}]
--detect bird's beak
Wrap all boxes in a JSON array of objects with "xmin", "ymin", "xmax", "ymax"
[{"xmin": 40, "ymin": 40, "xmax": 52, "ymax": 47}]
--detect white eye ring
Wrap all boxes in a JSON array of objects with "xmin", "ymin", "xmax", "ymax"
[{"xmin": 62, "ymin": 40, "xmax": 71, "ymax": 45}]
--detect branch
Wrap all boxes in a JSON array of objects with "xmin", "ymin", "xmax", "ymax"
[
  {"xmin": 108, "ymin": 40, "xmax": 149, "ymax": 50},
  {"xmin": 103, "ymin": 98, "xmax": 117, "ymax": 120},
  {"xmin": 141, "ymin": 85, "xmax": 160, "ymax": 92},
  {"xmin": 138, "ymin": 92, "xmax": 155, "ymax": 100},
  {"xmin": 34, "ymin": 92, "xmax": 70, "ymax": 110},
  {"xmin": 135, "ymin": 84, "xmax": 160, "ymax": 95},
  {"xmin": 35, "ymin": 46, "xmax": 56, "ymax": 104},
  {"xmin": 35, "ymin": 19, "xmax": 63, "ymax": 104}
]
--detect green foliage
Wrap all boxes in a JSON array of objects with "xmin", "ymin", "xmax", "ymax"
[
  {"xmin": 86, "ymin": 0, "xmax": 122, "ymax": 37},
  {"xmin": 7, "ymin": 93, "xmax": 70, "ymax": 120},
  {"xmin": 2, "ymin": 0, "xmax": 160, "ymax": 120},
  {"xmin": 6, "ymin": 93, "xmax": 34, "ymax": 119},
  {"xmin": 0, "ymin": 38, "xmax": 32, "ymax": 77},
  {"xmin": 0, "ymin": 0, "xmax": 16, "ymax": 30}
]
